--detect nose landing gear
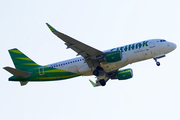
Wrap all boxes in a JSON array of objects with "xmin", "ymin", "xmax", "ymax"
[
  {"xmin": 156, "ymin": 61, "xmax": 160, "ymax": 66},
  {"xmin": 153, "ymin": 54, "xmax": 166, "ymax": 66},
  {"xmin": 153, "ymin": 58, "xmax": 160, "ymax": 66}
]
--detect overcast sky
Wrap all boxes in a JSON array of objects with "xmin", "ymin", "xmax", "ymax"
[{"xmin": 1, "ymin": 0, "xmax": 180, "ymax": 120}]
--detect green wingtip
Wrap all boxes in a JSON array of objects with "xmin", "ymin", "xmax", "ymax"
[
  {"xmin": 89, "ymin": 80, "xmax": 96, "ymax": 87},
  {"xmin": 46, "ymin": 23, "xmax": 56, "ymax": 33}
]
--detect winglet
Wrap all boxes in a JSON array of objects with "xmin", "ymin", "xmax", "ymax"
[
  {"xmin": 89, "ymin": 80, "xmax": 96, "ymax": 87},
  {"xmin": 46, "ymin": 23, "xmax": 57, "ymax": 33}
]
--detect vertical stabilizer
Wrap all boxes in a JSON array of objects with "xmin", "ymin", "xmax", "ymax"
[{"xmin": 8, "ymin": 48, "xmax": 40, "ymax": 70}]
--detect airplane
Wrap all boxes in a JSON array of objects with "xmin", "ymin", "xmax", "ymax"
[{"xmin": 3, "ymin": 23, "xmax": 177, "ymax": 87}]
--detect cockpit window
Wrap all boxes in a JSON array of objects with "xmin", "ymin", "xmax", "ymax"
[{"xmin": 160, "ymin": 40, "xmax": 166, "ymax": 42}]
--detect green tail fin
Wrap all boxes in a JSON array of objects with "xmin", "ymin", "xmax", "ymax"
[{"xmin": 8, "ymin": 48, "xmax": 40, "ymax": 70}]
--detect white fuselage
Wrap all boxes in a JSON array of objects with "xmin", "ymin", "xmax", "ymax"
[{"xmin": 47, "ymin": 39, "xmax": 176, "ymax": 75}]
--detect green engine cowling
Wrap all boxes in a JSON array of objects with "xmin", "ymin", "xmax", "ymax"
[
  {"xmin": 104, "ymin": 50, "xmax": 122, "ymax": 63},
  {"xmin": 117, "ymin": 68, "xmax": 133, "ymax": 80}
]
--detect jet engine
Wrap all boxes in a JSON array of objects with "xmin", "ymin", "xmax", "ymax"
[
  {"xmin": 104, "ymin": 50, "xmax": 122, "ymax": 63},
  {"xmin": 111, "ymin": 68, "xmax": 133, "ymax": 80}
]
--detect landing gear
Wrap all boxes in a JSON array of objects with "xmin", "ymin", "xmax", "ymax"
[
  {"xmin": 93, "ymin": 70, "xmax": 99, "ymax": 76},
  {"xmin": 154, "ymin": 58, "xmax": 160, "ymax": 66},
  {"xmin": 99, "ymin": 79, "xmax": 106, "ymax": 86},
  {"xmin": 156, "ymin": 62, "xmax": 160, "ymax": 66},
  {"xmin": 93, "ymin": 66, "xmax": 104, "ymax": 76},
  {"xmin": 93, "ymin": 66, "xmax": 107, "ymax": 86}
]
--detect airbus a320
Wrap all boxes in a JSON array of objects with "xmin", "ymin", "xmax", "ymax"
[{"xmin": 4, "ymin": 23, "xmax": 177, "ymax": 87}]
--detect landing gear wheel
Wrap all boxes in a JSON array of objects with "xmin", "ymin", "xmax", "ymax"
[
  {"xmin": 99, "ymin": 79, "xmax": 106, "ymax": 86},
  {"xmin": 154, "ymin": 58, "xmax": 160, "ymax": 66},
  {"xmin": 93, "ymin": 70, "xmax": 99, "ymax": 76},
  {"xmin": 156, "ymin": 62, "xmax": 160, "ymax": 66}
]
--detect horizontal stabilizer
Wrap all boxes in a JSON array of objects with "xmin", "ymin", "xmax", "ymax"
[
  {"xmin": 3, "ymin": 67, "xmax": 31, "ymax": 77},
  {"xmin": 20, "ymin": 81, "xmax": 28, "ymax": 86}
]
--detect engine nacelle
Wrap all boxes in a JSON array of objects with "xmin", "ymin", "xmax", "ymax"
[
  {"xmin": 111, "ymin": 68, "xmax": 133, "ymax": 80},
  {"xmin": 117, "ymin": 68, "xmax": 133, "ymax": 80},
  {"xmin": 104, "ymin": 50, "xmax": 122, "ymax": 63}
]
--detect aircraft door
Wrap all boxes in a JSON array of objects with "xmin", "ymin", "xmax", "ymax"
[
  {"xmin": 39, "ymin": 66, "xmax": 44, "ymax": 75},
  {"xmin": 148, "ymin": 40, "xmax": 156, "ymax": 57},
  {"xmin": 149, "ymin": 41, "xmax": 155, "ymax": 48}
]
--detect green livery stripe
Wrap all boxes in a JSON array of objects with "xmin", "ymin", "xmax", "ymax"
[
  {"xmin": 8, "ymin": 48, "xmax": 40, "ymax": 71},
  {"xmin": 45, "ymin": 69, "xmax": 68, "ymax": 73},
  {"xmin": 9, "ymin": 66, "xmax": 81, "ymax": 81},
  {"xmin": 22, "ymin": 63, "xmax": 40, "ymax": 66},
  {"xmin": 34, "ymin": 74, "xmax": 80, "ymax": 80},
  {"xmin": 10, "ymin": 49, "xmax": 22, "ymax": 54},
  {"xmin": 16, "ymin": 57, "xmax": 32, "ymax": 61}
]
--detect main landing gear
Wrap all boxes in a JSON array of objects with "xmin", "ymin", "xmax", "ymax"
[
  {"xmin": 99, "ymin": 79, "xmax": 106, "ymax": 86},
  {"xmin": 93, "ymin": 66, "xmax": 104, "ymax": 76},
  {"xmin": 93, "ymin": 70, "xmax": 99, "ymax": 76},
  {"xmin": 153, "ymin": 58, "xmax": 160, "ymax": 66},
  {"xmin": 93, "ymin": 66, "xmax": 107, "ymax": 86}
]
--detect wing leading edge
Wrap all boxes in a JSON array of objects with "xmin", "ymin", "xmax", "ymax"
[{"xmin": 46, "ymin": 23, "xmax": 104, "ymax": 68}]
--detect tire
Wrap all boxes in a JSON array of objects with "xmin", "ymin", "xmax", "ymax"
[
  {"xmin": 156, "ymin": 62, "xmax": 160, "ymax": 66},
  {"xmin": 93, "ymin": 70, "xmax": 99, "ymax": 76},
  {"xmin": 99, "ymin": 79, "xmax": 106, "ymax": 86}
]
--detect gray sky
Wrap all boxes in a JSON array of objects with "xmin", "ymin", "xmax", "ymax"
[{"xmin": 1, "ymin": 0, "xmax": 180, "ymax": 120}]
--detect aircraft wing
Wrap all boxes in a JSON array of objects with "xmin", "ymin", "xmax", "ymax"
[{"xmin": 46, "ymin": 23, "xmax": 104, "ymax": 68}]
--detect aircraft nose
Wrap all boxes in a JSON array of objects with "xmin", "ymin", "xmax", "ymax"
[
  {"xmin": 167, "ymin": 42, "xmax": 177, "ymax": 52},
  {"xmin": 171, "ymin": 42, "xmax": 177, "ymax": 51}
]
